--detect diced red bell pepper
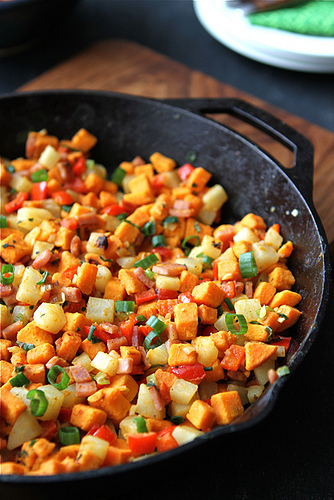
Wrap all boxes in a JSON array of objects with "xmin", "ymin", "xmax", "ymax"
[
  {"xmin": 60, "ymin": 217, "xmax": 79, "ymax": 230},
  {"xmin": 135, "ymin": 288, "xmax": 157, "ymax": 305},
  {"xmin": 221, "ymin": 281, "xmax": 236, "ymax": 299},
  {"xmin": 84, "ymin": 324, "xmax": 114, "ymax": 344},
  {"xmin": 39, "ymin": 420, "xmax": 58, "ymax": 440},
  {"xmin": 88, "ymin": 424, "xmax": 116, "ymax": 445},
  {"xmin": 120, "ymin": 313, "xmax": 138, "ymax": 344},
  {"xmin": 156, "ymin": 426, "xmax": 178, "ymax": 453},
  {"xmin": 170, "ymin": 363, "xmax": 206, "ymax": 383},
  {"xmin": 202, "ymin": 325, "xmax": 218, "ymax": 336},
  {"xmin": 213, "ymin": 261, "xmax": 219, "ymax": 281},
  {"xmin": 221, "ymin": 344, "xmax": 245, "ymax": 371},
  {"xmin": 58, "ymin": 408, "xmax": 72, "ymax": 422},
  {"xmin": 64, "ymin": 177, "xmax": 87, "ymax": 194},
  {"xmin": 270, "ymin": 336, "xmax": 291, "ymax": 351},
  {"xmin": 72, "ymin": 156, "xmax": 86, "ymax": 176},
  {"xmin": 137, "ymin": 325, "xmax": 152, "ymax": 337},
  {"xmin": 178, "ymin": 163, "xmax": 194, "ymax": 181},
  {"xmin": 178, "ymin": 292, "xmax": 195, "ymax": 303},
  {"xmin": 52, "ymin": 190, "xmax": 75, "ymax": 206},
  {"xmin": 5, "ymin": 192, "xmax": 28, "ymax": 213},
  {"xmin": 127, "ymin": 432, "xmax": 157, "ymax": 457},
  {"xmin": 157, "ymin": 289, "xmax": 178, "ymax": 300},
  {"xmin": 151, "ymin": 173, "xmax": 166, "ymax": 190},
  {"xmin": 152, "ymin": 247, "xmax": 172, "ymax": 259},
  {"xmin": 31, "ymin": 181, "xmax": 48, "ymax": 200},
  {"xmin": 101, "ymin": 204, "xmax": 127, "ymax": 216}
]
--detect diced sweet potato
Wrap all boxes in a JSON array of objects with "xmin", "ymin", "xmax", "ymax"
[
  {"xmin": 26, "ymin": 343, "xmax": 56, "ymax": 365},
  {"xmin": 109, "ymin": 374, "xmax": 139, "ymax": 402},
  {"xmin": 62, "ymin": 312, "xmax": 92, "ymax": 337},
  {"xmin": 191, "ymin": 281, "xmax": 225, "ymax": 308},
  {"xmin": 118, "ymin": 268, "xmax": 147, "ymax": 295},
  {"xmin": 16, "ymin": 321, "xmax": 54, "ymax": 346},
  {"xmin": 0, "ymin": 233, "xmax": 31, "ymax": 265},
  {"xmin": 186, "ymin": 400, "xmax": 216, "ymax": 430},
  {"xmin": 253, "ymin": 281, "xmax": 277, "ymax": 305},
  {"xmin": 198, "ymin": 304, "xmax": 217, "ymax": 324},
  {"xmin": 104, "ymin": 277, "xmax": 126, "ymax": 301},
  {"xmin": 55, "ymin": 331, "xmax": 82, "ymax": 361},
  {"xmin": 269, "ymin": 290, "xmax": 302, "ymax": 309},
  {"xmin": 174, "ymin": 302, "xmax": 198, "ymax": 340},
  {"xmin": 245, "ymin": 341, "xmax": 277, "ymax": 371},
  {"xmin": 268, "ymin": 267, "xmax": 295, "ymax": 291},
  {"xmin": 275, "ymin": 305, "xmax": 302, "ymax": 333},
  {"xmin": 211, "ymin": 390, "xmax": 244, "ymax": 425},
  {"xmin": 0, "ymin": 381, "xmax": 27, "ymax": 425},
  {"xmin": 70, "ymin": 403, "xmax": 107, "ymax": 431},
  {"xmin": 103, "ymin": 439, "xmax": 132, "ymax": 466},
  {"xmin": 168, "ymin": 343, "xmax": 198, "ymax": 366},
  {"xmin": 76, "ymin": 262, "xmax": 98, "ymax": 295},
  {"xmin": 88, "ymin": 387, "xmax": 131, "ymax": 425},
  {"xmin": 179, "ymin": 270, "xmax": 199, "ymax": 293},
  {"xmin": 217, "ymin": 261, "xmax": 242, "ymax": 281}
]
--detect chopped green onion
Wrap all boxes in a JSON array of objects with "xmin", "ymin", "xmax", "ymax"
[
  {"xmin": 171, "ymin": 416, "xmax": 185, "ymax": 425},
  {"xmin": 225, "ymin": 313, "xmax": 248, "ymax": 335},
  {"xmin": 204, "ymin": 366, "xmax": 213, "ymax": 371},
  {"xmin": 61, "ymin": 204, "xmax": 73, "ymax": 213},
  {"xmin": 196, "ymin": 252, "xmax": 213, "ymax": 267},
  {"xmin": 152, "ymin": 235, "xmax": 166, "ymax": 248},
  {"xmin": 27, "ymin": 389, "xmax": 48, "ymax": 417},
  {"xmin": 136, "ymin": 314, "xmax": 147, "ymax": 322},
  {"xmin": 47, "ymin": 365, "xmax": 70, "ymax": 391},
  {"xmin": 276, "ymin": 365, "xmax": 290, "ymax": 377},
  {"xmin": 111, "ymin": 167, "xmax": 126, "ymax": 185},
  {"xmin": 181, "ymin": 235, "xmax": 200, "ymax": 251},
  {"xmin": 124, "ymin": 219, "xmax": 141, "ymax": 231},
  {"xmin": 10, "ymin": 372, "xmax": 30, "ymax": 387},
  {"xmin": 239, "ymin": 251, "xmax": 257, "ymax": 278},
  {"xmin": 186, "ymin": 151, "xmax": 197, "ymax": 163},
  {"xmin": 0, "ymin": 215, "xmax": 8, "ymax": 228},
  {"xmin": 116, "ymin": 212, "xmax": 127, "ymax": 220},
  {"xmin": 146, "ymin": 315, "xmax": 167, "ymax": 334},
  {"xmin": 224, "ymin": 297, "xmax": 234, "ymax": 311},
  {"xmin": 194, "ymin": 221, "xmax": 201, "ymax": 233},
  {"xmin": 142, "ymin": 220, "xmax": 156, "ymax": 236},
  {"xmin": 0, "ymin": 264, "xmax": 15, "ymax": 285},
  {"xmin": 265, "ymin": 326, "xmax": 273, "ymax": 340},
  {"xmin": 133, "ymin": 416, "xmax": 148, "ymax": 433},
  {"xmin": 87, "ymin": 324, "xmax": 101, "ymax": 343},
  {"xmin": 17, "ymin": 342, "xmax": 35, "ymax": 351},
  {"xmin": 134, "ymin": 253, "xmax": 159, "ymax": 270},
  {"xmin": 36, "ymin": 271, "xmax": 49, "ymax": 285},
  {"xmin": 144, "ymin": 330, "xmax": 162, "ymax": 350},
  {"xmin": 31, "ymin": 168, "xmax": 48, "ymax": 182},
  {"xmin": 58, "ymin": 427, "xmax": 80, "ymax": 445},
  {"xmin": 115, "ymin": 300, "xmax": 135, "ymax": 313},
  {"xmin": 6, "ymin": 164, "xmax": 15, "ymax": 173},
  {"xmin": 144, "ymin": 269, "xmax": 155, "ymax": 280},
  {"xmin": 162, "ymin": 216, "xmax": 179, "ymax": 226},
  {"xmin": 86, "ymin": 159, "xmax": 95, "ymax": 169}
]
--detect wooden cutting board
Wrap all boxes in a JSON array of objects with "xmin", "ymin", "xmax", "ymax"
[{"xmin": 19, "ymin": 39, "xmax": 334, "ymax": 254}]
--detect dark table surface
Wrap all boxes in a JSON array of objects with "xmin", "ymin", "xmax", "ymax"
[{"xmin": 0, "ymin": 2, "xmax": 333, "ymax": 499}]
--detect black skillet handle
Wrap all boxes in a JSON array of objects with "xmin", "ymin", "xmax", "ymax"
[{"xmin": 162, "ymin": 97, "xmax": 315, "ymax": 203}]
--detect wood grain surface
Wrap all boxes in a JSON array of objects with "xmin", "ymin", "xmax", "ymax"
[{"xmin": 19, "ymin": 39, "xmax": 334, "ymax": 252}]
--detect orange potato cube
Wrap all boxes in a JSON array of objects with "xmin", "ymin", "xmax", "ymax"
[
  {"xmin": 186, "ymin": 400, "xmax": 216, "ymax": 430},
  {"xmin": 211, "ymin": 390, "xmax": 244, "ymax": 425},
  {"xmin": 174, "ymin": 302, "xmax": 198, "ymax": 340},
  {"xmin": 192, "ymin": 281, "xmax": 225, "ymax": 308}
]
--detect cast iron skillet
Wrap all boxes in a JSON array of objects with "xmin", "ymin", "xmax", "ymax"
[{"xmin": 0, "ymin": 90, "xmax": 331, "ymax": 498}]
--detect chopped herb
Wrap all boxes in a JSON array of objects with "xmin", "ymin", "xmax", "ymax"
[
  {"xmin": 194, "ymin": 221, "xmax": 201, "ymax": 233},
  {"xmin": 36, "ymin": 271, "xmax": 49, "ymax": 285},
  {"xmin": 162, "ymin": 216, "xmax": 179, "ymax": 226},
  {"xmin": 186, "ymin": 151, "xmax": 197, "ymax": 163},
  {"xmin": 6, "ymin": 164, "xmax": 15, "ymax": 173}
]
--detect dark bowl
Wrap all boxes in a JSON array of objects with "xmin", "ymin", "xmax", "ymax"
[
  {"xmin": 0, "ymin": 90, "xmax": 331, "ymax": 498},
  {"xmin": 0, "ymin": 0, "xmax": 80, "ymax": 55}
]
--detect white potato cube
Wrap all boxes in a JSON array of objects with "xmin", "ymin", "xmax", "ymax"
[
  {"xmin": 200, "ymin": 235, "xmax": 222, "ymax": 259},
  {"xmin": 227, "ymin": 383, "xmax": 249, "ymax": 405},
  {"xmin": 252, "ymin": 242, "xmax": 279, "ymax": 273},
  {"xmin": 155, "ymin": 275, "xmax": 180, "ymax": 291},
  {"xmin": 168, "ymin": 401, "xmax": 192, "ymax": 419},
  {"xmin": 146, "ymin": 343, "xmax": 168, "ymax": 366},
  {"xmin": 247, "ymin": 385, "xmax": 265, "ymax": 405},
  {"xmin": 16, "ymin": 267, "xmax": 44, "ymax": 305},
  {"xmin": 86, "ymin": 232, "xmax": 107, "ymax": 255},
  {"xmin": 264, "ymin": 226, "xmax": 283, "ymax": 250},
  {"xmin": 12, "ymin": 264, "xmax": 25, "ymax": 287},
  {"xmin": 116, "ymin": 256, "xmax": 137, "ymax": 269},
  {"xmin": 197, "ymin": 207, "xmax": 217, "ymax": 226},
  {"xmin": 214, "ymin": 312, "xmax": 229, "ymax": 332},
  {"xmin": 12, "ymin": 305, "xmax": 33, "ymax": 325},
  {"xmin": 172, "ymin": 424, "xmax": 204, "ymax": 446},
  {"xmin": 36, "ymin": 384, "xmax": 65, "ymax": 421},
  {"xmin": 39, "ymin": 145, "xmax": 60, "ymax": 169},
  {"xmin": 61, "ymin": 384, "xmax": 85, "ymax": 409},
  {"xmin": 9, "ymin": 173, "xmax": 33, "ymax": 193},
  {"xmin": 95, "ymin": 265, "xmax": 112, "ymax": 293},
  {"xmin": 31, "ymin": 241, "xmax": 54, "ymax": 260},
  {"xmin": 34, "ymin": 303, "xmax": 66, "ymax": 334},
  {"xmin": 86, "ymin": 297, "xmax": 115, "ymax": 323},
  {"xmin": 119, "ymin": 415, "xmax": 139, "ymax": 438},
  {"xmin": 7, "ymin": 410, "xmax": 42, "ymax": 451},
  {"xmin": 254, "ymin": 356, "xmax": 277, "ymax": 385},
  {"xmin": 170, "ymin": 379, "xmax": 198, "ymax": 405},
  {"xmin": 135, "ymin": 384, "xmax": 165, "ymax": 420},
  {"xmin": 91, "ymin": 351, "xmax": 118, "ymax": 377},
  {"xmin": 234, "ymin": 298, "xmax": 261, "ymax": 323},
  {"xmin": 17, "ymin": 207, "xmax": 53, "ymax": 232},
  {"xmin": 72, "ymin": 352, "xmax": 94, "ymax": 372},
  {"xmin": 24, "ymin": 226, "xmax": 41, "ymax": 246},
  {"xmin": 202, "ymin": 184, "xmax": 228, "ymax": 211},
  {"xmin": 175, "ymin": 257, "xmax": 202, "ymax": 276},
  {"xmin": 192, "ymin": 336, "xmax": 218, "ymax": 367},
  {"xmin": 198, "ymin": 380, "xmax": 218, "ymax": 401},
  {"xmin": 79, "ymin": 435, "xmax": 109, "ymax": 463},
  {"xmin": 0, "ymin": 304, "xmax": 11, "ymax": 329},
  {"xmin": 234, "ymin": 226, "xmax": 260, "ymax": 244}
]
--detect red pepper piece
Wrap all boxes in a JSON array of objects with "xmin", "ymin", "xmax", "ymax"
[
  {"xmin": 178, "ymin": 292, "xmax": 195, "ymax": 303},
  {"xmin": 156, "ymin": 426, "xmax": 178, "ymax": 453},
  {"xmin": 84, "ymin": 325, "xmax": 114, "ymax": 344},
  {"xmin": 170, "ymin": 363, "xmax": 206, "ymax": 383},
  {"xmin": 58, "ymin": 408, "xmax": 72, "ymax": 422},
  {"xmin": 157, "ymin": 289, "xmax": 178, "ymax": 300},
  {"xmin": 270, "ymin": 336, "xmax": 291, "ymax": 351},
  {"xmin": 88, "ymin": 424, "xmax": 116, "ymax": 445},
  {"xmin": 52, "ymin": 190, "xmax": 75, "ymax": 206},
  {"xmin": 120, "ymin": 313, "xmax": 137, "ymax": 344},
  {"xmin": 178, "ymin": 163, "xmax": 194, "ymax": 181},
  {"xmin": 220, "ymin": 344, "xmax": 245, "ymax": 371},
  {"xmin": 101, "ymin": 204, "xmax": 127, "ymax": 216},
  {"xmin": 152, "ymin": 247, "xmax": 172, "ymax": 259},
  {"xmin": 135, "ymin": 288, "xmax": 157, "ymax": 305},
  {"xmin": 64, "ymin": 177, "xmax": 87, "ymax": 194},
  {"xmin": 31, "ymin": 181, "xmax": 48, "ymax": 200},
  {"xmin": 127, "ymin": 432, "xmax": 157, "ymax": 457},
  {"xmin": 72, "ymin": 156, "xmax": 86, "ymax": 176},
  {"xmin": 5, "ymin": 192, "xmax": 28, "ymax": 213}
]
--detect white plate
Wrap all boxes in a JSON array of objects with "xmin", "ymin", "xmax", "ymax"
[{"xmin": 193, "ymin": 0, "xmax": 334, "ymax": 72}]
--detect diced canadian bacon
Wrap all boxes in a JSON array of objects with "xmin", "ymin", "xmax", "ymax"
[
  {"xmin": 166, "ymin": 322, "xmax": 178, "ymax": 340},
  {"xmin": 70, "ymin": 235, "xmax": 81, "ymax": 257},
  {"xmin": 76, "ymin": 212, "xmax": 100, "ymax": 227},
  {"xmin": 107, "ymin": 336, "xmax": 128, "ymax": 352},
  {"xmin": 2, "ymin": 320, "xmax": 23, "ymax": 340},
  {"xmin": 60, "ymin": 286, "xmax": 82, "ymax": 303},
  {"xmin": 152, "ymin": 262, "xmax": 186, "ymax": 276},
  {"xmin": 0, "ymin": 283, "xmax": 14, "ymax": 298},
  {"xmin": 137, "ymin": 346, "xmax": 151, "ymax": 369},
  {"xmin": 75, "ymin": 381, "xmax": 97, "ymax": 398},
  {"xmin": 245, "ymin": 281, "xmax": 253, "ymax": 298},
  {"xmin": 148, "ymin": 385, "xmax": 165, "ymax": 411},
  {"xmin": 117, "ymin": 357, "xmax": 133, "ymax": 374},
  {"xmin": 132, "ymin": 155, "xmax": 146, "ymax": 166},
  {"xmin": 99, "ymin": 322, "xmax": 119, "ymax": 336},
  {"xmin": 70, "ymin": 363, "xmax": 92, "ymax": 383},
  {"xmin": 134, "ymin": 266, "xmax": 155, "ymax": 288},
  {"xmin": 32, "ymin": 248, "xmax": 54, "ymax": 269},
  {"xmin": 235, "ymin": 281, "xmax": 244, "ymax": 294}
]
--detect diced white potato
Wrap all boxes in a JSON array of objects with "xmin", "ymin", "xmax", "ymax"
[
  {"xmin": 200, "ymin": 235, "xmax": 222, "ymax": 259},
  {"xmin": 170, "ymin": 379, "xmax": 198, "ymax": 405},
  {"xmin": 197, "ymin": 207, "xmax": 217, "ymax": 226},
  {"xmin": 163, "ymin": 170, "xmax": 180, "ymax": 189},
  {"xmin": 252, "ymin": 242, "xmax": 279, "ymax": 273},
  {"xmin": 61, "ymin": 383, "xmax": 85, "ymax": 409},
  {"xmin": 135, "ymin": 384, "xmax": 165, "ymax": 420},
  {"xmin": 234, "ymin": 298, "xmax": 261, "ymax": 323},
  {"xmin": 0, "ymin": 185, "xmax": 8, "ymax": 212},
  {"xmin": 227, "ymin": 383, "xmax": 249, "ymax": 405},
  {"xmin": 36, "ymin": 384, "xmax": 65, "ymax": 421},
  {"xmin": 38, "ymin": 145, "xmax": 60, "ymax": 169},
  {"xmin": 10, "ymin": 386, "xmax": 30, "ymax": 407},
  {"xmin": 95, "ymin": 265, "xmax": 112, "ymax": 293},
  {"xmin": 175, "ymin": 257, "xmax": 202, "ymax": 276},
  {"xmin": 234, "ymin": 226, "xmax": 259, "ymax": 243},
  {"xmin": 7, "ymin": 410, "xmax": 42, "ymax": 451},
  {"xmin": 188, "ymin": 245, "xmax": 203, "ymax": 260},
  {"xmin": 34, "ymin": 303, "xmax": 66, "ymax": 334},
  {"xmin": 72, "ymin": 352, "xmax": 94, "ymax": 372},
  {"xmin": 0, "ymin": 304, "xmax": 11, "ymax": 329},
  {"xmin": 116, "ymin": 256, "xmax": 137, "ymax": 269},
  {"xmin": 155, "ymin": 275, "xmax": 180, "ymax": 291},
  {"xmin": 202, "ymin": 184, "xmax": 228, "ymax": 211},
  {"xmin": 122, "ymin": 174, "xmax": 135, "ymax": 194},
  {"xmin": 230, "ymin": 293, "xmax": 249, "ymax": 306},
  {"xmin": 247, "ymin": 384, "xmax": 265, "ymax": 405},
  {"xmin": 172, "ymin": 424, "xmax": 204, "ymax": 446},
  {"xmin": 84, "ymin": 162, "xmax": 107, "ymax": 179},
  {"xmin": 214, "ymin": 312, "xmax": 229, "ymax": 332},
  {"xmin": 119, "ymin": 415, "xmax": 139, "ymax": 438},
  {"xmin": 12, "ymin": 304, "xmax": 33, "ymax": 325},
  {"xmin": 146, "ymin": 343, "xmax": 168, "ymax": 366},
  {"xmin": 91, "ymin": 351, "xmax": 118, "ymax": 377},
  {"xmin": 192, "ymin": 336, "xmax": 218, "ymax": 367},
  {"xmin": 78, "ymin": 435, "xmax": 109, "ymax": 463},
  {"xmin": 264, "ymin": 226, "xmax": 283, "ymax": 250},
  {"xmin": 276, "ymin": 345, "xmax": 286, "ymax": 357},
  {"xmin": 24, "ymin": 226, "xmax": 41, "ymax": 246},
  {"xmin": 9, "ymin": 173, "xmax": 33, "ymax": 193},
  {"xmin": 16, "ymin": 266, "xmax": 44, "ymax": 305},
  {"xmin": 17, "ymin": 207, "xmax": 53, "ymax": 233},
  {"xmin": 168, "ymin": 401, "xmax": 192, "ymax": 419},
  {"xmin": 100, "ymin": 213, "xmax": 121, "ymax": 232},
  {"xmin": 86, "ymin": 297, "xmax": 115, "ymax": 323},
  {"xmin": 254, "ymin": 356, "xmax": 277, "ymax": 385},
  {"xmin": 86, "ymin": 232, "xmax": 107, "ymax": 255},
  {"xmin": 198, "ymin": 380, "xmax": 218, "ymax": 401},
  {"xmin": 12, "ymin": 264, "xmax": 25, "ymax": 287},
  {"xmin": 31, "ymin": 241, "xmax": 54, "ymax": 259},
  {"xmin": 41, "ymin": 198, "xmax": 62, "ymax": 218}
]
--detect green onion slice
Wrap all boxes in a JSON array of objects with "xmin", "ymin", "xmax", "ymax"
[
  {"xmin": 0, "ymin": 264, "xmax": 15, "ymax": 285},
  {"xmin": 6, "ymin": 164, "xmax": 15, "ymax": 173},
  {"xmin": 31, "ymin": 168, "xmax": 48, "ymax": 183},
  {"xmin": 181, "ymin": 235, "xmax": 200, "ymax": 251},
  {"xmin": 144, "ymin": 269, "xmax": 155, "ymax": 280},
  {"xmin": 276, "ymin": 365, "xmax": 290, "ymax": 377},
  {"xmin": 61, "ymin": 204, "xmax": 73, "ymax": 213},
  {"xmin": 115, "ymin": 300, "xmax": 135, "ymax": 313},
  {"xmin": 10, "ymin": 372, "xmax": 30, "ymax": 387},
  {"xmin": 152, "ymin": 235, "xmax": 166, "ymax": 248},
  {"xmin": 142, "ymin": 220, "xmax": 156, "ymax": 236},
  {"xmin": 134, "ymin": 253, "xmax": 159, "ymax": 270},
  {"xmin": 36, "ymin": 271, "xmax": 49, "ymax": 285},
  {"xmin": 224, "ymin": 297, "xmax": 234, "ymax": 311},
  {"xmin": 171, "ymin": 416, "xmax": 185, "ymax": 425},
  {"xmin": 133, "ymin": 416, "xmax": 148, "ymax": 433},
  {"xmin": 0, "ymin": 215, "xmax": 8, "ymax": 228},
  {"xmin": 58, "ymin": 426, "xmax": 80, "ymax": 446},
  {"xmin": 146, "ymin": 315, "xmax": 167, "ymax": 334},
  {"xmin": 135, "ymin": 314, "xmax": 147, "ymax": 322},
  {"xmin": 144, "ymin": 330, "xmax": 163, "ymax": 350},
  {"xmin": 111, "ymin": 167, "xmax": 126, "ymax": 185},
  {"xmin": 225, "ymin": 313, "xmax": 248, "ymax": 335},
  {"xmin": 162, "ymin": 216, "xmax": 179, "ymax": 226},
  {"xmin": 17, "ymin": 342, "xmax": 35, "ymax": 351},
  {"xmin": 86, "ymin": 159, "xmax": 95, "ymax": 169},
  {"xmin": 47, "ymin": 365, "xmax": 70, "ymax": 391},
  {"xmin": 27, "ymin": 389, "xmax": 48, "ymax": 417},
  {"xmin": 239, "ymin": 251, "xmax": 257, "ymax": 278}
]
